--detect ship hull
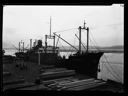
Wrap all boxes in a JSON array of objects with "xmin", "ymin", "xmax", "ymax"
[
  {"xmin": 57, "ymin": 52, "xmax": 104, "ymax": 78},
  {"xmin": 28, "ymin": 53, "xmax": 59, "ymax": 65}
]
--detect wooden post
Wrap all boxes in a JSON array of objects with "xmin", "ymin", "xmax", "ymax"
[
  {"xmin": 53, "ymin": 35, "xmax": 55, "ymax": 53},
  {"xmin": 38, "ymin": 50, "xmax": 40, "ymax": 66},
  {"xmin": 45, "ymin": 35, "xmax": 47, "ymax": 53},
  {"xmin": 79, "ymin": 26, "xmax": 81, "ymax": 54}
]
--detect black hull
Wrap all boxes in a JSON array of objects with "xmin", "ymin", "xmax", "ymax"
[
  {"xmin": 28, "ymin": 53, "xmax": 59, "ymax": 65},
  {"xmin": 57, "ymin": 52, "xmax": 104, "ymax": 78},
  {"xmin": 19, "ymin": 50, "xmax": 103, "ymax": 78}
]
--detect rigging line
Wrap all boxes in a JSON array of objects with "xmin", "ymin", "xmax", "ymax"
[
  {"xmin": 88, "ymin": 31, "xmax": 121, "ymax": 81},
  {"xmin": 54, "ymin": 28, "xmax": 77, "ymax": 33},
  {"xmin": 75, "ymin": 30, "xmax": 87, "ymax": 50},
  {"xmin": 70, "ymin": 36, "xmax": 76, "ymax": 55},
  {"xmin": 89, "ymin": 31, "xmax": 101, "ymax": 51},
  {"xmin": 56, "ymin": 34, "xmax": 60, "ymax": 47},
  {"xmin": 103, "ymin": 55, "xmax": 122, "ymax": 82},
  {"xmin": 90, "ymin": 37, "xmax": 100, "ymax": 51},
  {"xmin": 88, "ymin": 38, "xmax": 96, "ymax": 50},
  {"xmin": 99, "ymin": 46, "xmax": 122, "ymax": 82},
  {"xmin": 103, "ymin": 62, "xmax": 121, "ymax": 82},
  {"xmin": 58, "ymin": 40, "xmax": 68, "ymax": 57},
  {"xmin": 58, "ymin": 40, "xmax": 66, "ymax": 51},
  {"xmin": 9, "ymin": 41, "xmax": 19, "ymax": 51},
  {"xmin": 101, "ymin": 58, "xmax": 120, "ymax": 81},
  {"xmin": 75, "ymin": 34, "xmax": 86, "ymax": 50},
  {"xmin": 103, "ymin": 61, "xmax": 121, "ymax": 82},
  {"xmin": 25, "ymin": 44, "xmax": 29, "ymax": 49}
]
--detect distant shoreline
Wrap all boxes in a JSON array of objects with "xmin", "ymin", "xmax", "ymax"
[{"xmin": 3, "ymin": 48, "xmax": 124, "ymax": 53}]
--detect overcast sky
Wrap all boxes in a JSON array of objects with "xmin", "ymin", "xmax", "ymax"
[{"xmin": 3, "ymin": 4, "xmax": 124, "ymax": 48}]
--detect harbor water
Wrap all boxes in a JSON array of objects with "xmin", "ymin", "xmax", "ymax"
[{"xmin": 4, "ymin": 49, "xmax": 124, "ymax": 84}]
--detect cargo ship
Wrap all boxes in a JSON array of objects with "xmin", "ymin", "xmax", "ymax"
[
  {"xmin": 3, "ymin": 20, "xmax": 123, "ymax": 92},
  {"xmin": 15, "ymin": 20, "xmax": 103, "ymax": 78}
]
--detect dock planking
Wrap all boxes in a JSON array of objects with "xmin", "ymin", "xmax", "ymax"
[
  {"xmin": 40, "ymin": 68, "xmax": 67, "ymax": 73},
  {"xmin": 40, "ymin": 70, "xmax": 75, "ymax": 80},
  {"xmin": 3, "ymin": 79, "xmax": 25, "ymax": 86},
  {"xmin": 64, "ymin": 80, "xmax": 106, "ymax": 91},
  {"xmin": 3, "ymin": 82, "xmax": 35, "ymax": 91},
  {"xmin": 17, "ymin": 83, "xmax": 48, "ymax": 90}
]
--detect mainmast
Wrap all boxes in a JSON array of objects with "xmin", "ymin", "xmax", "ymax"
[
  {"xmin": 79, "ymin": 20, "xmax": 89, "ymax": 53},
  {"xmin": 86, "ymin": 27, "xmax": 89, "ymax": 53},
  {"xmin": 50, "ymin": 16, "xmax": 51, "ymax": 36},
  {"xmin": 45, "ymin": 16, "xmax": 56, "ymax": 53}
]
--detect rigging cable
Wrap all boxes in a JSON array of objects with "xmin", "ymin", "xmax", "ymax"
[
  {"xmin": 8, "ymin": 41, "xmax": 19, "ymax": 51},
  {"xmin": 89, "ymin": 30, "xmax": 122, "ymax": 82},
  {"xmin": 54, "ymin": 28, "xmax": 77, "ymax": 33},
  {"xmin": 75, "ymin": 30, "xmax": 87, "ymax": 50},
  {"xmin": 58, "ymin": 40, "xmax": 68, "ymax": 57},
  {"xmin": 56, "ymin": 34, "xmax": 60, "ymax": 47},
  {"xmin": 103, "ymin": 55, "xmax": 122, "ymax": 82}
]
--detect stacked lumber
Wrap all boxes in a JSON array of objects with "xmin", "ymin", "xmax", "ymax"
[
  {"xmin": 40, "ymin": 70, "xmax": 75, "ymax": 80},
  {"xmin": 3, "ymin": 82, "xmax": 35, "ymax": 91},
  {"xmin": 65, "ymin": 80, "xmax": 106, "ymax": 91},
  {"xmin": 41, "ymin": 65, "xmax": 55, "ymax": 69},
  {"xmin": 44, "ymin": 78, "xmax": 106, "ymax": 91},
  {"xmin": 3, "ymin": 79, "xmax": 25, "ymax": 85},
  {"xmin": 42, "ymin": 76, "xmax": 74, "ymax": 85},
  {"xmin": 18, "ymin": 83, "xmax": 48, "ymax": 90},
  {"xmin": 47, "ymin": 78, "xmax": 95, "ymax": 90},
  {"xmin": 41, "ymin": 68, "xmax": 67, "ymax": 73},
  {"xmin": 58, "ymin": 78, "xmax": 95, "ymax": 88}
]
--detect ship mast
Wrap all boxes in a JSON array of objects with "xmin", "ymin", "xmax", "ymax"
[
  {"xmin": 50, "ymin": 16, "xmax": 51, "ymax": 36},
  {"xmin": 45, "ymin": 16, "xmax": 56, "ymax": 53},
  {"xmin": 79, "ymin": 20, "xmax": 89, "ymax": 53}
]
